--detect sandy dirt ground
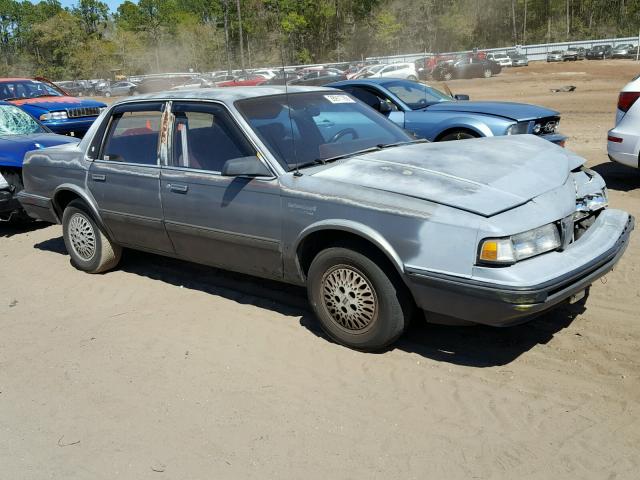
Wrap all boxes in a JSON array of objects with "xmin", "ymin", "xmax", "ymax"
[{"xmin": 1, "ymin": 60, "xmax": 639, "ymax": 479}]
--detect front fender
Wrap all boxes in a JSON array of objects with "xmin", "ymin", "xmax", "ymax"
[
  {"xmin": 292, "ymin": 219, "xmax": 405, "ymax": 278},
  {"xmin": 433, "ymin": 116, "xmax": 496, "ymax": 139}
]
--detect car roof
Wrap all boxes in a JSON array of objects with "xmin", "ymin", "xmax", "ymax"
[{"xmin": 114, "ymin": 86, "xmax": 336, "ymax": 104}]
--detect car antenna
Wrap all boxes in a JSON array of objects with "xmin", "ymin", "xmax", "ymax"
[{"xmin": 276, "ymin": 4, "xmax": 301, "ymax": 177}]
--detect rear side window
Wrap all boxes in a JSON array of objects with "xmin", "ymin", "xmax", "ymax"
[{"xmin": 101, "ymin": 108, "xmax": 163, "ymax": 165}]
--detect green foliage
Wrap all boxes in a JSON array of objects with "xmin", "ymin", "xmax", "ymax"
[{"xmin": 1, "ymin": 0, "xmax": 639, "ymax": 80}]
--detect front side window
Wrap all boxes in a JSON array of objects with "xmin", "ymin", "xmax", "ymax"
[
  {"xmin": 384, "ymin": 80, "xmax": 451, "ymax": 109},
  {"xmin": 236, "ymin": 92, "xmax": 412, "ymax": 170},
  {"xmin": 169, "ymin": 102, "xmax": 255, "ymax": 172},
  {"xmin": 101, "ymin": 106, "xmax": 163, "ymax": 165}
]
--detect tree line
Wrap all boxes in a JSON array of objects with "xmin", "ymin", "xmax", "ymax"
[{"xmin": 1, "ymin": 0, "xmax": 638, "ymax": 80}]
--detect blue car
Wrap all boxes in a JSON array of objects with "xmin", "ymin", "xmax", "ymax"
[
  {"xmin": 329, "ymin": 78, "xmax": 566, "ymax": 145},
  {"xmin": 0, "ymin": 77, "xmax": 106, "ymax": 136},
  {"xmin": 0, "ymin": 101, "xmax": 79, "ymax": 221}
]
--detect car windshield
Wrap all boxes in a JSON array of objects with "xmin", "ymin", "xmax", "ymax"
[
  {"xmin": 0, "ymin": 104, "xmax": 45, "ymax": 135},
  {"xmin": 236, "ymin": 91, "xmax": 413, "ymax": 171},
  {"xmin": 0, "ymin": 80, "xmax": 64, "ymax": 100},
  {"xmin": 384, "ymin": 80, "xmax": 451, "ymax": 109}
]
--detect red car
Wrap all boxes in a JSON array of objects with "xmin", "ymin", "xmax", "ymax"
[{"xmin": 216, "ymin": 74, "xmax": 267, "ymax": 87}]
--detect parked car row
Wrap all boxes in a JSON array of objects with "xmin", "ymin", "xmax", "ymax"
[{"xmin": 546, "ymin": 43, "xmax": 637, "ymax": 61}]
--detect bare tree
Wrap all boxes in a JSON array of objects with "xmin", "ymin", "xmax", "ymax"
[{"xmin": 236, "ymin": 0, "xmax": 245, "ymax": 72}]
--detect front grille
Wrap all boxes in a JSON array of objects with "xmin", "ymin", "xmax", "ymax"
[
  {"xmin": 66, "ymin": 107, "xmax": 100, "ymax": 118},
  {"xmin": 533, "ymin": 116, "xmax": 560, "ymax": 135}
]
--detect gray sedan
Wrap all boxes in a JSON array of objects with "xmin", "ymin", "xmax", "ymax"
[{"xmin": 17, "ymin": 87, "xmax": 634, "ymax": 351}]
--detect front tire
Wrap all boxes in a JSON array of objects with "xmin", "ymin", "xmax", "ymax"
[
  {"xmin": 483, "ymin": 68, "xmax": 492, "ymax": 78},
  {"xmin": 307, "ymin": 247, "xmax": 410, "ymax": 351},
  {"xmin": 407, "ymin": 75, "xmax": 418, "ymax": 81},
  {"xmin": 442, "ymin": 71, "xmax": 453, "ymax": 81},
  {"xmin": 439, "ymin": 130, "xmax": 478, "ymax": 141},
  {"xmin": 62, "ymin": 200, "xmax": 121, "ymax": 273}
]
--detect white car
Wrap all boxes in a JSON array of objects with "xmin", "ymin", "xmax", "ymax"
[
  {"xmin": 608, "ymin": 75, "xmax": 640, "ymax": 169},
  {"xmin": 487, "ymin": 53, "xmax": 512, "ymax": 67},
  {"xmin": 370, "ymin": 63, "xmax": 418, "ymax": 81},
  {"xmin": 252, "ymin": 69, "xmax": 278, "ymax": 80}
]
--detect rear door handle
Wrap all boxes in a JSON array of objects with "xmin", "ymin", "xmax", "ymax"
[
  {"xmin": 91, "ymin": 174, "xmax": 106, "ymax": 182},
  {"xmin": 168, "ymin": 183, "xmax": 188, "ymax": 193}
]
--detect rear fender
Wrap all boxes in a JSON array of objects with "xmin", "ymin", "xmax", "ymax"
[{"xmin": 52, "ymin": 183, "xmax": 108, "ymax": 233}]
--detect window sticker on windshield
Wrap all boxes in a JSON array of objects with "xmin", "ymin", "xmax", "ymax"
[{"xmin": 324, "ymin": 94, "xmax": 355, "ymax": 104}]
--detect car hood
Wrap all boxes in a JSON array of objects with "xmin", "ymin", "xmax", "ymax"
[
  {"xmin": 0, "ymin": 133, "xmax": 79, "ymax": 167},
  {"xmin": 312, "ymin": 135, "xmax": 580, "ymax": 217},
  {"xmin": 8, "ymin": 96, "xmax": 105, "ymax": 111},
  {"xmin": 425, "ymin": 100, "xmax": 558, "ymax": 121}
]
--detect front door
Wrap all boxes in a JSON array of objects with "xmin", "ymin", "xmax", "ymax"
[
  {"xmin": 89, "ymin": 101, "xmax": 173, "ymax": 253},
  {"xmin": 160, "ymin": 101, "xmax": 283, "ymax": 279}
]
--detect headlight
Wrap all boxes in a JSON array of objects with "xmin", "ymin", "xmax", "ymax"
[
  {"xmin": 479, "ymin": 223, "xmax": 561, "ymax": 265},
  {"xmin": 506, "ymin": 121, "xmax": 530, "ymax": 135},
  {"xmin": 575, "ymin": 189, "xmax": 608, "ymax": 217},
  {"xmin": 39, "ymin": 111, "xmax": 68, "ymax": 121}
]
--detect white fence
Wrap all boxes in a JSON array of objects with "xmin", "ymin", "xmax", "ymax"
[{"xmin": 366, "ymin": 36, "xmax": 640, "ymax": 63}]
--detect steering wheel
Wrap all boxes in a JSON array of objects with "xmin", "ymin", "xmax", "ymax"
[
  {"xmin": 329, "ymin": 128, "xmax": 359, "ymax": 143},
  {"xmin": 416, "ymin": 98, "xmax": 428, "ymax": 106}
]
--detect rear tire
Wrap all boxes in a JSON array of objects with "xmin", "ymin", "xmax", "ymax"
[
  {"xmin": 307, "ymin": 247, "xmax": 410, "ymax": 351},
  {"xmin": 62, "ymin": 200, "xmax": 121, "ymax": 273}
]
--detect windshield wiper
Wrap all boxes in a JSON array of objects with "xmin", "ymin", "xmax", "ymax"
[
  {"xmin": 294, "ymin": 146, "xmax": 383, "ymax": 170},
  {"xmin": 30, "ymin": 94, "xmax": 57, "ymax": 98},
  {"xmin": 377, "ymin": 139, "xmax": 429, "ymax": 149},
  {"xmin": 2, "ymin": 97, "xmax": 21, "ymax": 101}
]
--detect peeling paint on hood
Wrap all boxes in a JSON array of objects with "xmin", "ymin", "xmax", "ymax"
[{"xmin": 312, "ymin": 135, "xmax": 575, "ymax": 217}]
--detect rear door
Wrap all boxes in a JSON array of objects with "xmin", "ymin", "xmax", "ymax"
[
  {"xmin": 88, "ymin": 101, "xmax": 174, "ymax": 253},
  {"xmin": 160, "ymin": 101, "xmax": 283, "ymax": 278}
]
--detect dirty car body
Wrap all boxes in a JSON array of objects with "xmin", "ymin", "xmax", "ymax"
[{"xmin": 18, "ymin": 87, "xmax": 634, "ymax": 350}]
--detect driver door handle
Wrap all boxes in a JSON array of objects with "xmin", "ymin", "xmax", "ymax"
[
  {"xmin": 168, "ymin": 183, "xmax": 189, "ymax": 194},
  {"xmin": 91, "ymin": 174, "xmax": 106, "ymax": 182}
]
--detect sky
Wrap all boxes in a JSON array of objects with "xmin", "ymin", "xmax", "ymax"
[{"xmin": 55, "ymin": 0, "xmax": 130, "ymax": 13}]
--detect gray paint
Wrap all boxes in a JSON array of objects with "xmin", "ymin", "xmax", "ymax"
[{"xmin": 18, "ymin": 88, "xmax": 633, "ymax": 326}]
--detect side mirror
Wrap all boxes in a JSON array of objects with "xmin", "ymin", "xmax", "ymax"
[
  {"xmin": 221, "ymin": 156, "xmax": 271, "ymax": 177},
  {"xmin": 454, "ymin": 94, "xmax": 470, "ymax": 101},
  {"xmin": 377, "ymin": 100, "xmax": 392, "ymax": 115}
]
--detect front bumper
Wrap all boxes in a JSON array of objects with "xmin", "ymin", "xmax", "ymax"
[
  {"xmin": 42, "ymin": 117, "xmax": 98, "ymax": 135},
  {"xmin": 405, "ymin": 209, "xmax": 634, "ymax": 326}
]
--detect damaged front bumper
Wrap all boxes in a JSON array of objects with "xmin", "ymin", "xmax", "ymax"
[{"xmin": 405, "ymin": 209, "xmax": 634, "ymax": 326}]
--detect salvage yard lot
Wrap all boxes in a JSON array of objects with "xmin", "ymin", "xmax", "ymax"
[{"xmin": 1, "ymin": 60, "xmax": 639, "ymax": 479}]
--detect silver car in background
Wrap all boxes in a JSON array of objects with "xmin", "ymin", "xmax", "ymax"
[
  {"xmin": 17, "ymin": 87, "xmax": 634, "ymax": 351},
  {"xmin": 547, "ymin": 51, "xmax": 564, "ymax": 62}
]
